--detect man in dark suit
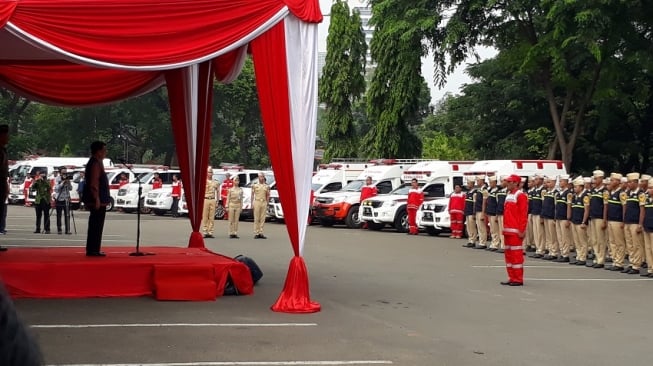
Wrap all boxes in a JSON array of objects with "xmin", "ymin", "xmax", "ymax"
[
  {"xmin": 83, "ymin": 141, "xmax": 110, "ymax": 257},
  {"xmin": 0, "ymin": 125, "xmax": 9, "ymax": 251}
]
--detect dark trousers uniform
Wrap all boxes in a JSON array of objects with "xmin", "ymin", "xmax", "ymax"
[
  {"xmin": 34, "ymin": 200, "xmax": 50, "ymax": 232},
  {"xmin": 86, "ymin": 207, "xmax": 106, "ymax": 254}
]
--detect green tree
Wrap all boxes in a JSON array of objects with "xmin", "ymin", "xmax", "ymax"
[
  {"xmin": 362, "ymin": 0, "xmax": 436, "ymax": 158},
  {"xmin": 319, "ymin": 0, "xmax": 367, "ymax": 161}
]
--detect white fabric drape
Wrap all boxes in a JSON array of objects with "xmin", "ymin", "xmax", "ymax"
[{"xmin": 284, "ymin": 15, "xmax": 318, "ymax": 256}]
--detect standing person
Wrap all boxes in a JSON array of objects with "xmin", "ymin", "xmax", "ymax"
[
  {"xmin": 359, "ymin": 176, "xmax": 377, "ymax": 229},
  {"xmin": 570, "ymin": 177, "xmax": 590, "ymax": 265},
  {"xmin": 448, "ymin": 184, "xmax": 466, "ymax": 239},
  {"xmin": 474, "ymin": 176, "xmax": 489, "ymax": 249},
  {"xmin": 530, "ymin": 175, "xmax": 545, "ymax": 258},
  {"xmin": 226, "ymin": 176, "xmax": 243, "ymax": 238},
  {"xmin": 554, "ymin": 175, "xmax": 573, "ymax": 262},
  {"xmin": 605, "ymin": 173, "xmax": 626, "ymax": 271},
  {"xmin": 151, "ymin": 172, "xmax": 163, "ymax": 189},
  {"xmin": 463, "ymin": 178, "xmax": 477, "ymax": 248},
  {"xmin": 220, "ymin": 173, "xmax": 234, "ymax": 220},
  {"xmin": 118, "ymin": 173, "xmax": 129, "ymax": 187},
  {"xmin": 588, "ymin": 170, "xmax": 608, "ymax": 268},
  {"xmin": 0, "ymin": 125, "xmax": 8, "ymax": 251},
  {"xmin": 496, "ymin": 176, "xmax": 508, "ymax": 252},
  {"xmin": 32, "ymin": 170, "xmax": 51, "ymax": 234},
  {"xmin": 0, "ymin": 284, "xmax": 44, "ymax": 365},
  {"xmin": 640, "ymin": 180, "xmax": 653, "ymax": 277},
  {"xmin": 622, "ymin": 172, "xmax": 645, "ymax": 274},
  {"xmin": 406, "ymin": 178, "xmax": 424, "ymax": 235},
  {"xmin": 500, "ymin": 174, "xmax": 528, "ymax": 286},
  {"xmin": 201, "ymin": 166, "xmax": 219, "ymax": 239},
  {"xmin": 486, "ymin": 176, "xmax": 500, "ymax": 250},
  {"xmin": 252, "ymin": 173, "xmax": 270, "ymax": 239},
  {"xmin": 23, "ymin": 173, "xmax": 32, "ymax": 207},
  {"xmin": 83, "ymin": 141, "xmax": 110, "ymax": 257},
  {"xmin": 170, "ymin": 174, "xmax": 182, "ymax": 217},
  {"xmin": 54, "ymin": 168, "xmax": 72, "ymax": 235},
  {"xmin": 541, "ymin": 176, "xmax": 559, "ymax": 260},
  {"xmin": 525, "ymin": 178, "xmax": 536, "ymax": 252}
]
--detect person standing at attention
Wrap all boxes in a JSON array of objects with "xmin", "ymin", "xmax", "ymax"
[
  {"xmin": 202, "ymin": 167, "xmax": 219, "ymax": 238},
  {"xmin": 252, "ymin": 173, "xmax": 270, "ymax": 239},
  {"xmin": 170, "ymin": 174, "xmax": 182, "ymax": 217},
  {"xmin": 83, "ymin": 141, "xmax": 110, "ymax": 257},
  {"xmin": 406, "ymin": 178, "xmax": 424, "ymax": 235},
  {"xmin": 501, "ymin": 174, "xmax": 528, "ymax": 286},
  {"xmin": 448, "ymin": 184, "xmax": 466, "ymax": 239},
  {"xmin": 359, "ymin": 176, "xmax": 377, "ymax": 229},
  {"xmin": 226, "ymin": 176, "xmax": 243, "ymax": 238},
  {"xmin": 32, "ymin": 170, "xmax": 51, "ymax": 234},
  {"xmin": 0, "ymin": 125, "xmax": 9, "ymax": 251}
]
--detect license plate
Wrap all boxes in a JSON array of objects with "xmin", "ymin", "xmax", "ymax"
[
  {"xmin": 146, "ymin": 199, "xmax": 156, "ymax": 205},
  {"xmin": 363, "ymin": 207, "xmax": 372, "ymax": 215},
  {"xmin": 117, "ymin": 199, "xmax": 125, "ymax": 204}
]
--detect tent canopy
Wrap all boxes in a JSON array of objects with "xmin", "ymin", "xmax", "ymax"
[{"xmin": 0, "ymin": 0, "xmax": 322, "ymax": 313}]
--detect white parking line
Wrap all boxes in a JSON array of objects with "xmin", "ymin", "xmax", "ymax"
[
  {"xmin": 2, "ymin": 244, "xmax": 86, "ymax": 248},
  {"xmin": 526, "ymin": 278, "xmax": 652, "ymax": 282},
  {"xmin": 3, "ymin": 238, "xmax": 125, "ymax": 242},
  {"xmin": 33, "ymin": 323, "xmax": 318, "ymax": 329},
  {"xmin": 472, "ymin": 265, "xmax": 584, "ymax": 269},
  {"xmin": 47, "ymin": 362, "xmax": 393, "ymax": 366}
]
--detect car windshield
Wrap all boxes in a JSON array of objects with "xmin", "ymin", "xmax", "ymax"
[
  {"xmin": 132, "ymin": 172, "xmax": 154, "ymax": 183},
  {"xmin": 311, "ymin": 183, "xmax": 323, "ymax": 191},
  {"xmin": 390, "ymin": 184, "xmax": 411, "ymax": 195},
  {"xmin": 245, "ymin": 175, "xmax": 275, "ymax": 187},
  {"xmin": 10, "ymin": 165, "xmax": 29, "ymax": 184},
  {"xmin": 342, "ymin": 180, "xmax": 366, "ymax": 191}
]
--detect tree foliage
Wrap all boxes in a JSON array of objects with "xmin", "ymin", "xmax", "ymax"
[{"xmin": 318, "ymin": 0, "xmax": 367, "ymax": 161}]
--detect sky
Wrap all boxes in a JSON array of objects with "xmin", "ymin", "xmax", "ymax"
[{"xmin": 317, "ymin": 0, "xmax": 497, "ymax": 106}]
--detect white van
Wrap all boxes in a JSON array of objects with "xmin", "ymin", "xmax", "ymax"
[
  {"xmin": 240, "ymin": 171, "xmax": 274, "ymax": 219},
  {"xmin": 360, "ymin": 161, "xmax": 474, "ymax": 232},
  {"xmin": 267, "ymin": 161, "xmax": 369, "ymax": 221},
  {"xmin": 115, "ymin": 169, "xmax": 180, "ymax": 213},
  {"xmin": 313, "ymin": 162, "xmax": 411, "ymax": 228},
  {"xmin": 105, "ymin": 166, "xmax": 156, "ymax": 211},
  {"xmin": 418, "ymin": 159, "xmax": 568, "ymax": 236}
]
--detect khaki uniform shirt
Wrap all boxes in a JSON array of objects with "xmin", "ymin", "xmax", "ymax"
[
  {"xmin": 205, "ymin": 180, "xmax": 219, "ymax": 200},
  {"xmin": 252, "ymin": 183, "xmax": 270, "ymax": 203},
  {"xmin": 227, "ymin": 187, "xmax": 243, "ymax": 207}
]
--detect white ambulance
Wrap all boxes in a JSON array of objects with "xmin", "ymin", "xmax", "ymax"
[
  {"xmin": 313, "ymin": 160, "xmax": 419, "ymax": 228},
  {"xmin": 360, "ymin": 161, "xmax": 474, "ymax": 232},
  {"xmin": 105, "ymin": 165, "xmax": 157, "ymax": 211},
  {"xmin": 267, "ymin": 160, "xmax": 371, "ymax": 221},
  {"xmin": 115, "ymin": 169, "xmax": 180, "ymax": 213},
  {"xmin": 417, "ymin": 159, "xmax": 567, "ymax": 236}
]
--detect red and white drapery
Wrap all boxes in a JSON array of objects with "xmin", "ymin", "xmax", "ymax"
[{"xmin": 0, "ymin": 0, "xmax": 322, "ymax": 313}]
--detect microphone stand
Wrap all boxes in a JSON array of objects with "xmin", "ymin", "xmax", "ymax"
[{"xmin": 123, "ymin": 163, "xmax": 154, "ymax": 256}]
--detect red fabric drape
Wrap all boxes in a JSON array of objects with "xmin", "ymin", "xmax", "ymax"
[
  {"xmin": 0, "ymin": 0, "xmax": 16, "ymax": 27},
  {"xmin": 0, "ymin": 63, "xmax": 162, "ymax": 105},
  {"xmin": 251, "ymin": 21, "xmax": 320, "ymax": 313},
  {"xmin": 281, "ymin": 0, "xmax": 322, "ymax": 23},
  {"xmin": 8, "ymin": 0, "xmax": 286, "ymax": 66},
  {"xmin": 213, "ymin": 47, "xmax": 246, "ymax": 83},
  {"xmin": 165, "ymin": 61, "xmax": 214, "ymax": 248}
]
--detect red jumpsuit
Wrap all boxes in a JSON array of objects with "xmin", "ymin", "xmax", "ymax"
[
  {"xmin": 220, "ymin": 178, "xmax": 233, "ymax": 219},
  {"xmin": 502, "ymin": 188, "xmax": 529, "ymax": 284},
  {"xmin": 448, "ymin": 192, "xmax": 466, "ymax": 238},
  {"xmin": 359, "ymin": 185, "xmax": 377, "ymax": 229},
  {"xmin": 407, "ymin": 189, "xmax": 424, "ymax": 235},
  {"xmin": 152, "ymin": 178, "xmax": 163, "ymax": 189},
  {"xmin": 23, "ymin": 177, "xmax": 32, "ymax": 206}
]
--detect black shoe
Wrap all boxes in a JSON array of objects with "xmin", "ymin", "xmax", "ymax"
[
  {"xmin": 44, "ymin": 230, "xmax": 50, "ymax": 234},
  {"xmin": 463, "ymin": 242, "xmax": 475, "ymax": 248},
  {"xmin": 229, "ymin": 234, "xmax": 236, "ymax": 238},
  {"xmin": 643, "ymin": 262, "xmax": 648, "ymax": 269},
  {"xmin": 647, "ymin": 273, "xmax": 653, "ymax": 278},
  {"xmin": 588, "ymin": 253, "xmax": 595, "ymax": 260},
  {"xmin": 585, "ymin": 262, "xmax": 595, "ymax": 267},
  {"xmin": 641, "ymin": 273, "xmax": 651, "ymax": 277},
  {"xmin": 543, "ymin": 255, "xmax": 556, "ymax": 260},
  {"xmin": 621, "ymin": 267, "xmax": 632, "ymax": 273},
  {"xmin": 489, "ymin": 248, "xmax": 498, "ymax": 252},
  {"xmin": 608, "ymin": 266, "xmax": 624, "ymax": 271},
  {"xmin": 500, "ymin": 281, "xmax": 511, "ymax": 286},
  {"xmin": 592, "ymin": 263, "xmax": 604, "ymax": 269},
  {"xmin": 86, "ymin": 252, "xmax": 106, "ymax": 257},
  {"xmin": 497, "ymin": 249, "xmax": 505, "ymax": 253},
  {"xmin": 508, "ymin": 282, "xmax": 523, "ymax": 286},
  {"xmin": 575, "ymin": 260, "xmax": 586, "ymax": 265},
  {"xmin": 530, "ymin": 253, "xmax": 544, "ymax": 259},
  {"xmin": 569, "ymin": 260, "xmax": 578, "ymax": 265},
  {"xmin": 627, "ymin": 269, "xmax": 640, "ymax": 275},
  {"xmin": 526, "ymin": 247, "xmax": 536, "ymax": 252},
  {"xmin": 259, "ymin": 234, "xmax": 267, "ymax": 239},
  {"xmin": 474, "ymin": 245, "xmax": 487, "ymax": 250},
  {"xmin": 34, "ymin": 229, "xmax": 40, "ymax": 234},
  {"xmin": 605, "ymin": 257, "xmax": 613, "ymax": 263},
  {"xmin": 58, "ymin": 231, "xmax": 62, "ymax": 235},
  {"xmin": 554, "ymin": 257, "xmax": 569, "ymax": 263},
  {"xmin": 254, "ymin": 234, "xmax": 261, "ymax": 239},
  {"xmin": 0, "ymin": 247, "xmax": 7, "ymax": 252},
  {"xmin": 65, "ymin": 232, "xmax": 72, "ymax": 235}
]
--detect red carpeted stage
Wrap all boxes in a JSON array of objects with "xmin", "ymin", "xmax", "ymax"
[{"xmin": 0, "ymin": 247, "xmax": 254, "ymax": 301}]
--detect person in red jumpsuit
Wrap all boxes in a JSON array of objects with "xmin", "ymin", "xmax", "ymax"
[
  {"xmin": 448, "ymin": 184, "xmax": 466, "ymax": 238},
  {"xmin": 23, "ymin": 174, "xmax": 33, "ymax": 207},
  {"xmin": 407, "ymin": 178, "xmax": 424, "ymax": 235},
  {"xmin": 152, "ymin": 172, "xmax": 163, "ymax": 189},
  {"xmin": 118, "ymin": 173, "xmax": 129, "ymax": 187},
  {"xmin": 220, "ymin": 173, "xmax": 234, "ymax": 220},
  {"xmin": 359, "ymin": 176, "xmax": 377, "ymax": 229},
  {"xmin": 501, "ymin": 174, "xmax": 528, "ymax": 286}
]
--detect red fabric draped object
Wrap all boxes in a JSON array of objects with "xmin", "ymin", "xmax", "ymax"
[
  {"xmin": 280, "ymin": 0, "xmax": 322, "ymax": 23},
  {"xmin": 0, "ymin": 0, "xmax": 15, "ymax": 27},
  {"xmin": 251, "ymin": 20, "xmax": 320, "ymax": 313},
  {"xmin": 0, "ymin": 63, "xmax": 162, "ymax": 105},
  {"xmin": 8, "ymin": 0, "xmax": 286, "ymax": 67},
  {"xmin": 165, "ymin": 61, "xmax": 214, "ymax": 248}
]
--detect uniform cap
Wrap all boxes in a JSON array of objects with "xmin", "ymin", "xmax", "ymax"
[
  {"xmin": 648, "ymin": 180, "xmax": 653, "ymax": 188},
  {"xmin": 500, "ymin": 175, "xmax": 508, "ymax": 181},
  {"xmin": 627, "ymin": 172, "xmax": 640, "ymax": 181},
  {"xmin": 535, "ymin": 174, "xmax": 544, "ymax": 179},
  {"xmin": 466, "ymin": 176, "xmax": 474, "ymax": 183},
  {"xmin": 572, "ymin": 177, "xmax": 585, "ymax": 186},
  {"xmin": 545, "ymin": 175, "xmax": 555, "ymax": 182},
  {"xmin": 583, "ymin": 177, "xmax": 592, "ymax": 184},
  {"xmin": 520, "ymin": 177, "xmax": 526, "ymax": 183},
  {"xmin": 488, "ymin": 176, "xmax": 497, "ymax": 181},
  {"xmin": 558, "ymin": 174, "xmax": 570, "ymax": 181},
  {"xmin": 476, "ymin": 175, "xmax": 486, "ymax": 180},
  {"xmin": 505, "ymin": 174, "xmax": 521, "ymax": 183},
  {"xmin": 621, "ymin": 177, "xmax": 628, "ymax": 183},
  {"xmin": 592, "ymin": 170, "xmax": 605, "ymax": 178},
  {"xmin": 641, "ymin": 174, "xmax": 651, "ymax": 181},
  {"xmin": 610, "ymin": 172, "xmax": 623, "ymax": 180}
]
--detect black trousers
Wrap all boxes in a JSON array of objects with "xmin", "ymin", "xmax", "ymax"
[
  {"xmin": 86, "ymin": 206, "xmax": 106, "ymax": 254},
  {"xmin": 55, "ymin": 200, "xmax": 70, "ymax": 233},
  {"xmin": 171, "ymin": 197, "xmax": 180, "ymax": 216},
  {"xmin": 34, "ymin": 201, "xmax": 50, "ymax": 232}
]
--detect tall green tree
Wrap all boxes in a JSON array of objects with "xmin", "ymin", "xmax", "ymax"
[
  {"xmin": 319, "ymin": 0, "xmax": 367, "ymax": 161},
  {"xmin": 362, "ymin": 0, "xmax": 436, "ymax": 158}
]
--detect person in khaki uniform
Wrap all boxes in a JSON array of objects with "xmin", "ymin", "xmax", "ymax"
[
  {"xmin": 605, "ymin": 173, "xmax": 627, "ymax": 271},
  {"xmin": 252, "ymin": 173, "xmax": 270, "ymax": 239},
  {"xmin": 473, "ymin": 176, "xmax": 489, "ymax": 249},
  {"xmin": 622, "ymin": 172, "xmax": 645, "ymax": 274},
  {"xmin": 570, "ymin": 177, "xmax": 590, "ymax": 265},
  {"xmin": 486, "ymin": 176, "xmax": 500, "ymax": 250},
  {"xmin": 639, "ymin": 174, "xmax": 651, "ymax": 192},
  {"xmin": 541, "ymin": 176, "xmax": 559, "ymax": 260},
  {"xmin": 201, "ymin": 167, "xmax": 220, "ymax": 238},
  {"xmin": 495, "ymin": 176, "xmax": 508, "ymax": 252},
  {"xmin": 530, "ymin": 175, "xmax": 545, "ymax": 257},
  {"xmin": 226, "ymin": 176, "xmax": 243, "ymax": 238},
  {"xmin": 553, "ymin": 175, "xmax": 572, "ymax": 262},
  {"xmin": 588, "ymin": 170, "xmax": 608, "ymax": 267},
  {"xmin": 640, "ymin": 180, "xmax": 653, "ymax": 277},
  {"xmin": 525, "ymin": 178, "xmax": 536, "ymax": 252}
]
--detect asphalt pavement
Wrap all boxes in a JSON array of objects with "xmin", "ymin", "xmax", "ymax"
[{"xmin": 3, "ymin": 205, "xmax": 653, "ymax": 366}]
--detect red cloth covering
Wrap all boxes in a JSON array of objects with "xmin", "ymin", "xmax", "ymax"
[
  {"xmin": 360, "ymin": 185, "xmax": 377, "ymax": 201},
  {"xmin": 448, "ymin": 192, "xmax": 466, "ymax": 214},
  {"xmin": 171, "ymin": 180, "xmax": 182, "ymax": 197}
]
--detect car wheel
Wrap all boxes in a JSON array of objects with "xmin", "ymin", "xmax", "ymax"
[
  {"xmin": 394, "ymin": 207, "xmax": 408, "ymax": 233},
  {"xmin": 214, "ymin": 204, "xmax": 225, "ymax": 220},
  {"xmin": 106, "ymin": 198, "xmax": 114, "ymax": 212},
  {"xmin": 345, "ymin": 205, "xmax": 362, "ymax": 229}
]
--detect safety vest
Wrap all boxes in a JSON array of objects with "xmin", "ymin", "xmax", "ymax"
[
  {"xmin": 486, "ymin": 187, "xmax": 498, "ymax": 216},
  {"xmin": 571, "ymin": 190, "xmax": 589, "ymax": 225},
  {"xmin": 496, "ymin": 188, "xmax": 507, "ymax": 215},
  {"xmin": 623, "ymin": 189, "xmax": 644, "ymax": 224},
  {"xmin": 464, "ymin": 189, "xmax": 476, "ymax": 216},
  {"xmin": 541, "ymin": 189, "xmax": 556, "ymax": 219},
  {"xmin": 555, "ymin": 188, "xmax": 571, "ymax": 220},
  {"xmin": 531, "ymin": 186, "xmax": 543, "ymax": 215},
  {"xmin": 606, "ymin": 189, "xmax": 623, "ymax": 222},
  {"xmin": 590, "ymin": 186, "xmax": 607, "ymax": 219},
  {"xmin": 643, "ymin": 193, "xmax": 653, "ymax": 232},
  {"xmin": 474, "ymin": 186, "xmax": 486, "ymax": 213}
]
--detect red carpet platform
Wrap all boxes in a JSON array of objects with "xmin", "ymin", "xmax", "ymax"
[{"xmin": 0, "ymin": 247, "xmax": 254, "ymax": 301}]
